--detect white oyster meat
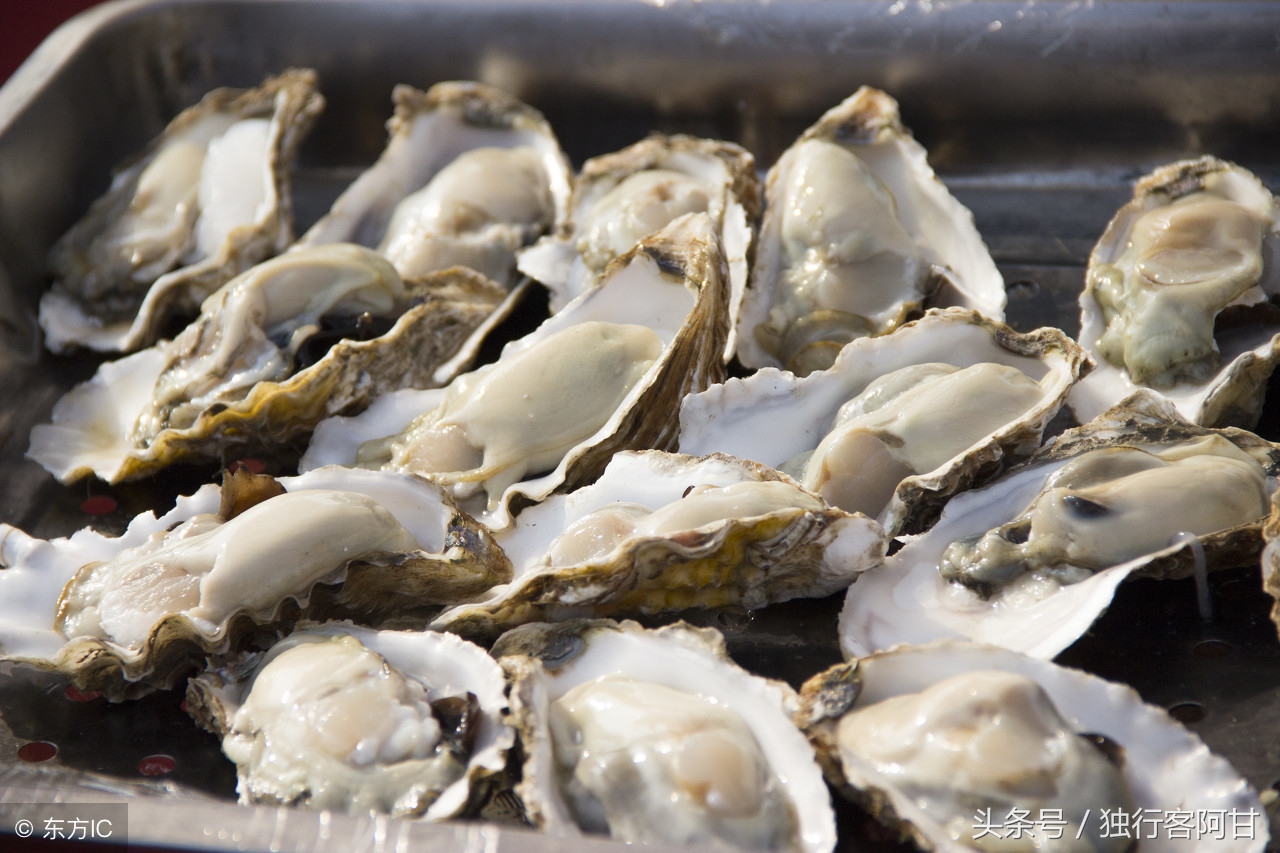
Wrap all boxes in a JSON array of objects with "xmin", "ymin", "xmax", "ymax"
[
  {"xmin": 302, "ymin": 211, "xmax": 731, "ymax": 527},
  {"xmin": 681, "ymin": 309, "xmax": 1086, "ymax": 537},
  {"xmin": 298, "ymin": 80, "xmax": 572, "ymax": 290},
  {"xmin": 840, "ymin": 394, "xmax": 1279, "ymax": 659},
  {"xmin": 186, "ymin": 622, "xmax": 513, "ymax": 821},
  {"xmin": 496, "ymin": 619, "xmax": 837, "ymax": 852},
  {"xmin": 41, "ymin": 68, "xmax": 325, "ymax": 353},
  {"xmin": 1069, "ymin": 156, "xmax": 1280, "ymax": 428},
  {"xmin": 735, "ymin": 87, "xmax": 1005, "ymax": 375},
  {"xmin": 799, "ymin": 642, "xmax": 1267, "ymax": 853}
]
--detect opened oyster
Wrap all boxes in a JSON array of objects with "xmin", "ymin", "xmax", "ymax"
[
  {"xmin": 0, "ymin": 467, "xmax": 509, "ymax": 698},
  {"xmin": 1069, "ymin": 156, "xmax": 1280, "ymax": 428},
  {"xmin": 681, "ymin": 309, "xmax": 1087, "ymax": 537},
  {"xmin": 799, "ymin": 642, "xmax": 1267, "ymax": 853},
  {"xmin": 302, "ymin": 211, "xmax": 730, "ymax": 527},
  {"xmin": 29, "ymin": 243, "xmax": 504, "ymax": 484},
  {"xmin": 433, "ymin": 450, "xmax": 886, "ymax": 641},
  {"xmin": 840, "ymin": 394, "xmax": 1280, "ymax": 659},
  {"xmin": 517, "ymin": 134, "xmax": 759, "ymax": 334},
  {"xmin": 41, "ymin": 68, "xmax": 324, "ymax": 353},
  {"xmin": 186, "ymin": 622, "xmax": 513, "ymax": 821},
  {"xmin": 299, "ymin": 81, "xmax": 572, "ymax": 289},
  {"xmin": 735, "ymin": 87, "xmax": 1005, "ymax": 375},
  {"xmin": 496, "ymin": 619, "xmax": 837, "ymax": 852}
]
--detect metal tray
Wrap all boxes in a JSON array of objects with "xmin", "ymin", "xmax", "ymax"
[{"xmin": 3, "ymin": 0, "xmax": 1280, "ymax": 850}]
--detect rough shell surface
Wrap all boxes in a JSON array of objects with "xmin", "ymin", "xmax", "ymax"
[
  {"xmin": 798, "ymin": 641, "xmax": 1267, "ymax": 853},
  {"xmin": 40, "ymin": 68, "xmax": 325, "ymax": 353},
  {"xmin": 839, "ymin": 393, "xmax": 1280, "ymax": 659}
]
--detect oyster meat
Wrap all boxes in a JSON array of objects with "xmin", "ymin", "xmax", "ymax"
[
  {"xmin": 681, "ymin": 309, "xmax": 1087, "ymax": 537},
  {"xmin": 735, "ymin": 87, "xmax": 1005, "ymax": 375},
  {"xmin": 799, "ymin": 642, "xmax": 1267, "ymax": 853},
  {"xmin": 1069, "ymin": 156, "xmax": 1280, "ymax": 428},
  {"xmin": 839, "ymin": 394, "xmax": 1280, "ymax": 659},
  {"xmin": 299, "ymin": 81, "xmax": 572, "ymax": 289},
  {"xmin": 41, "ymin": 68, "xmax": 325, "ymax": 353},
  {"xmin": 0, "ymin": 467, "xmax": 509, "ymax": 697},
  {"xmin": 187, "ymin": 622, "xmax": 513, "ymax": 821},
  {"xmin": 517, "ymin": 133, "xmax": 759, "ymax": 337},
  {"xmin": 29, "ymin": 243, "xmax": 505, "ymax": 484},
  {"xmin": 496, "ymin": 619, "xmax": 837, "ymax": 852},
  {"xmin": 433, "ymin": 450, "xmax": 886, "ymax": 640},
  {"xmin": 302, "ymin": 211, "xmax": 731, "ymax": 527}
]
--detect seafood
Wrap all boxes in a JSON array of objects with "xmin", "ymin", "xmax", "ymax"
[{"xmin": 41, "ymin": 69, "xmax": 324, "ymax": 353}]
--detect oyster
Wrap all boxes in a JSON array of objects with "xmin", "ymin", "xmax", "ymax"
[
  {"xmin": 517, "ymin": 134, "xmax": 759, "ymax": 332},
  {"xmin": 186, "ymin": 622, "xmax": 513, "ymax": 821},
  {"xmin": 735, "ymin": 87, "xmax": 1005, "ymax": 375},
  {"xmin": 799, "ymin": 642, "xmax": 1267, "ymax": 853},
  {"xmin": 1069, "ymin": 156, "xmax": 1280, "ymax": 428},
  {"xmin": 839, "ymin": 394, "xmax": 1280, "ymax": 659},
  {"xmin": 433, "ymin": 450, "xmax": 886, "ymax": 641},
  {"xmin": 29, "ymin": 243, "xmax": 504, "ymax": 484},
  {"xmin": 495, "ymin": 619, "xmax": 837, "ymax": 852},
  {"xmin": 298, "ymin": 81, "xmax": 572, "ymax": 289},
  {"xmin": 41, "ymin": 68, "xmax": 325, "ymax": 353},
  {"xmin": 680, "ymin": 309, "xmax": 1087, "ymax": 537},
  {"xmin": 0, "ymin": 467, "xmax": 510, "ymax": 698},
  {"xmin": 302, "ymin": 211, "xmax": 731, "ymax": 527}
]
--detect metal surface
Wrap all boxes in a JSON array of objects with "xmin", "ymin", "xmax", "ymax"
[{"xmin": 2, "ymin": 0, "xmax": 1280, "ymax": 850}]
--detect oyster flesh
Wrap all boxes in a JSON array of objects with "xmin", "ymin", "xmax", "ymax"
[
  {"xmin": 839, "ymin": 393, "xmax": 1279, "ymax": 659},
  {"xmin": 0, "ymin": 467, "xmax": 510, "ymax": 698},
  {"xmin": 41, "ymin": 68, "xmax": 325, "ymax": 353},
  {"xmin": 680, "ymin": 309, "xmax": 1087, "ymax": 537},
  {"xmin": 516, "ymin": 133, "xmax": 759, "ymax": 335},
  {"xmin": 1069, "ymin": 156, "xmax": 1280, "ymax": 428},
  {"xmin": 799, "ymin": 642, "xmax": 1267, "ymax": 853},
  {"xmin": 433, "ymin": 450, "xmax": 886, "ymax": 641},
  {"xmin": 496, "ymin": 619, "xmax": 837, "ymax": 852},
  {"xmin": 302, "ymin": 211, "xmax": 731, "ymax": 527},
  {"xmin": 29, "ymin": 243, "xmax": 505, "ymax": 484},
  {"xmin": 298, "ymin": 81, "xmax": 572, "ymax": 289},
  {"xmin": 186, "ymin": 622, "xmax": 513, "ymax": 821},
  {"xmin": 735, "ymin": 87, "xmax": 1005, "ymax": 375}
]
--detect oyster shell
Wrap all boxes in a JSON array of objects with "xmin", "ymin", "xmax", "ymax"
[
  {"xmin": 186, "ymin": 622, "xmax": 513, "ymax": 821},
  {"xmin": 735, "ymin": 87, "xmax": 1005, "ymax": 375},
  {"xmin": 298, "ymin": 81, "xmax": 572, "ymax": 289},
  {"xmin": 29, "ymin": 243, "xmax": 505, "ymax": 484},
  {"xmin": 1068, "ymin": 156, "xmax": 1280, "ymax": 428},
  {"xmin": 495, "ymin": 619, "xmax": 837, "ymax": 852},
  {"xmin": 302, "ymin": 211, "xmax": 731, "ymax": 527},
  {"xmin": 432, "ymin": 450, "xmax": 886, "ymax": 641},
  {"xmin": 799, "ymin": 642, "xmax": 1267, "ymax": 853},
  {"xmin": 41, "ymin": 68, "xmax": 325, "ymax": 353},
  {"xmin": 839, "ymin": 394, "xmax": 1280, "ymax": 659},
  {"xmin": 0, "ymin": 467, "xmax": 510, "ymax": 698},
  {"xmin": 680, "ymin": 309, "xmax": 1087, "ymax": 537},
  {"xmin": 516, "ymin": 134, "xmax": 759, "ymax": 336}
]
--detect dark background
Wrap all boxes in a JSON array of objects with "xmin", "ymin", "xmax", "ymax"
[{"xmin": 1, "ymin": 1, "xmax": 104, "ymax": 85}]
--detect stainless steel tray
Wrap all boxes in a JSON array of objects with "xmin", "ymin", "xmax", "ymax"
[{"xmin": 3, "ymin": 1, "xmax": 1280, "ymax": 850}]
